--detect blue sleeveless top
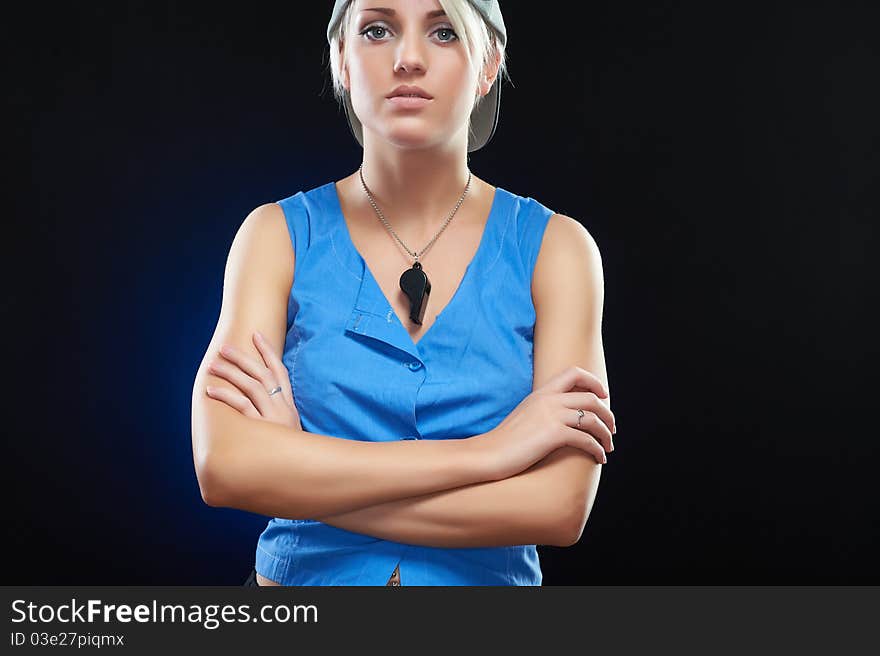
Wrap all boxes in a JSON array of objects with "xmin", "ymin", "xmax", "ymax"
[{"xmin": 254, "ymin": 180, "xmax": 555, "ymax": 585}]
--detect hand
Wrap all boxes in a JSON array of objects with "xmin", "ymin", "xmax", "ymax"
[
  {"xmin": 205, "ymin": 331, "xmax": 302, "ymax": 431},
  {"xmin": 477, "ymin": 366, "xmax": 616, "ymax": 481}
]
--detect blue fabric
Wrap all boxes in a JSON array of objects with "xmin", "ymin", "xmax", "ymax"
[{"xmin": 254, "ymin": 180, "xmax": 555, "ymax": 585}]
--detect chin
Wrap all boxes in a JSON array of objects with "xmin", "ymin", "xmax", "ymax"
[{"xmin": 383, "ymin": 130, "xmax": 443, "ymax": 150}]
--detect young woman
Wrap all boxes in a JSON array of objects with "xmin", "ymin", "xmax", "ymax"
[{"xmin": 191, "ymin": 0, "xmax": 615, "ymax": 586}]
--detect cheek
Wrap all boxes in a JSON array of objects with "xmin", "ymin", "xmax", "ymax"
[
  {"xmin": 346, "ymin": 51, "xmax": 379, "ymax": 83},
  {"xmin": 346, "ymin": 67, "xmax": 379, "ymax": 108},
  {"xmin": 443, "ymin": 72, "xmax": 480, "ymax": 113}
]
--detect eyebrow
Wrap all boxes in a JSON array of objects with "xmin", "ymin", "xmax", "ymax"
[{"xmin": 360, "ymin": 8, "xmax": 448, "ymax": 18}]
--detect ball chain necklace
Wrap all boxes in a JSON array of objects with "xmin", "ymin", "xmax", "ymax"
[{"xmin": 358, "ymin": 163, "xmax": 473, "ymax": 325}]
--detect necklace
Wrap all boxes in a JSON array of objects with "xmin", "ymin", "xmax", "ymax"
[{"xmin": 358, "ymin": 163, "xmax": 473, "ymax": 325}]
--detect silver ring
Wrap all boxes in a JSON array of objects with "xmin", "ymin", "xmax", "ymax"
[
  {"xmin": 576, "ymin": 408, "xmax": 585, "ymax": 427},
  {"xmin": 267, "ymin": 385, "xmax": 283, "ymax": 397}
]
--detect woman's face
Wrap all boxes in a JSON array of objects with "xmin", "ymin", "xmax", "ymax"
[{"xmin": 342, "ymin": 0, "xmax": 480, "ymax": 150}]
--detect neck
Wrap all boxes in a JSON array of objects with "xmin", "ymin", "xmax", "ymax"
[{"xmin": 357, "ymin": 142, "xmax": 475, "ymax": 230}]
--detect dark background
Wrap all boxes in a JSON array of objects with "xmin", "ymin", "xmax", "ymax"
[{"xmin": 6, "ymin": 1, "xmax": 878, "ymax": 584}]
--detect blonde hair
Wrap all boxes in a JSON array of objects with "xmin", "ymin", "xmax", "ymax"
[{"xmin": 327, "ymin": 0, "xmax": 510, "ymax": 115}]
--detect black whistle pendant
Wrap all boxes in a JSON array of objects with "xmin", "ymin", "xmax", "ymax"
[{"xmin": 399, "ymin": 261, "xmax": 431, "ymax": 325}]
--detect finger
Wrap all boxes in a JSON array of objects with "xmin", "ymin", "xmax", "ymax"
[
  {"xmin": 562, "ymin": 425, "xmax": 607, "ymax": 464},
  {"xmin": 218, "ymin": 344, "xmax": 275, "ymax": 393},
  {"xmin": 253, "ymin": 331, "xmax": 293, "ymax": 402},
  {"xmin": 560, "ymin": 406, "xmax": 614, "ymax": 454},
  {"xmin": 208, "ymin": 360, "xmax": 274, "ymax": 417},
  {"xmin": 541, "ymin": 366, "xmax": 609, "ymax": 399},
  {"xmin": 205, "ymin": 385, "xmax": 261, "ymax": 419},
  {"xmin": 560, "ymin": 391, "xmax": 616, "ymax": 437}
]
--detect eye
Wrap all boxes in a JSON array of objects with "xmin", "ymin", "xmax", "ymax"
[
  {"xmin": 360, "ymin": 24, "xmax": 391, "ymax": 41},
  {"xmin": 359, "ymin": 22, "xmax": 460, "ymax": 44},
  {"xmin": 434, "ymin": 27, "xmax": 459, "ymax": 43}
]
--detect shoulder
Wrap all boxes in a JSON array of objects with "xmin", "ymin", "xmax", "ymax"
[
  {"xmin": 532, "ymin": 212, "xmax": 604, "ymax": 310},
  {"xmin": 241, "ymin": 201, "xmax": 288, "ymax": 235},
  {"xmin": 540, "ymin": 212, "xmax": 601, "ymax": 260},
  {"xmin": 226, "ymin": 202, "xmax": 294, "ymax": 293},
  {"xmin": 231, "ymin": 202, "xmax": 292, "ymax": 263}
]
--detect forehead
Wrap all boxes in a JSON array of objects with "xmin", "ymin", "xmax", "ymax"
[{"xmin": 353, "ymin": 0, "xmax": 448, "ymax": 19}]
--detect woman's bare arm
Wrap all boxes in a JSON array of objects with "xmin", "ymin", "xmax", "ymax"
[
  {"xmin": 191, "ymin": 204, "xmax": 495, "ymax": 519},
  {"xmin": 312, "ymin": 446, "xmax": 593, "ymax": 548},
  {"xmin": 195, "ymin": 375, "xmax": 493, "ymax": 518}
]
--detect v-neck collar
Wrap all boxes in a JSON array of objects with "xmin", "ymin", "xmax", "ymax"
[{"xmin": 327, "ymin": 180, "xmax": 508, "ymax": 361}]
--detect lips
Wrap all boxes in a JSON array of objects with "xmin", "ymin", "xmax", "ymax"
[
  {"xmin": 387, "ymin": 95, "xmax": 432, "ymax": 108},
  {"xmin": 387, "ymin": 85, "xmax": 433, "ymax": 99}
]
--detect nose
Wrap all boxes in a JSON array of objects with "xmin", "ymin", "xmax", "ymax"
[{"xmin": 393, "ymin": 28, "xmax": 427, "ymax": 75}]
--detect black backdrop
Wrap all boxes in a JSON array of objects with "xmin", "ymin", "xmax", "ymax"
[{"xmin": 6, "ymin": 1, "xmax": 878, "ymax": 584}]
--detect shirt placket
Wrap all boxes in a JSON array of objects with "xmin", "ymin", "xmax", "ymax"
[{"xmin": 344, "ymin": 269, "xmax": 426, "ymax": 442}]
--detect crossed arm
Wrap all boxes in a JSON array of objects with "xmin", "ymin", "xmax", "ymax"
[
  {"xmin": 195, "ymin": 207, "xmax": 607, "ymax": 549},
  {"xmin": 313, "ymin": 444, "xmax": 599, "ymax": 548},
  {"xmin": 313, "ymin": 214, "xmax": 608, "ymax": 549}
]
